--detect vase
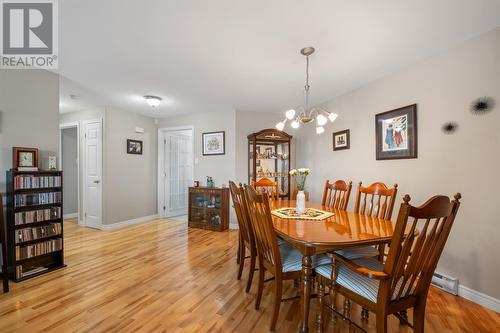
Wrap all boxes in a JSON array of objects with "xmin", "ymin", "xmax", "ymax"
[{"xmin": 296, "ymin": 191, "xmax": 306, "ymax": 214}]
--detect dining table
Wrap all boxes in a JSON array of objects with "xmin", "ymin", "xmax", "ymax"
[{"xmin": 270, "ymin": 200, "xmax": 398, "ymax": 333}]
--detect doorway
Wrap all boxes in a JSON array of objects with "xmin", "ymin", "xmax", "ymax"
[
  {"xmin": 59, "ymin": 123, "xmax": 80, "ymax": 222},
  {"xmin": 158, "ymin": 127, "xmax": 194, "ymax": 218}
]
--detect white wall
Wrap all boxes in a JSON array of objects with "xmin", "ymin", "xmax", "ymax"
[
  {"xmin": 61, "ymin": 127, "xmax": 78, "ymax": 215},
  {"xmin": 158, "ymin": 110, "xmax": 237, "ymax": 187},
  {"xmin": 296, "ymin": 28, "xmax": 500, "ymax": 299},
  {"xmin": 104, "ymin": 108, "xmax": 157, "ymax": 224},
  {"xmin": 60, "ymin": 107, "xmax": 157, "ymax": 225},
  {"xmin": 0, "ymin": 70, "xmax": 60, "ymax": 192}
]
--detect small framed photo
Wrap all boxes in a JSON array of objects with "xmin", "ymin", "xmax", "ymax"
[
  {"xmin": 333, "ymin": 129, "xmax": 350, "ymax": 151},
  {"xmin": 202, "ymin": 131, "xmax": 225, "ymax": 156},
  {"xmin": 13, "ymin": 147, "xmax": 39, "ymax": 170},
  {"xmin": 127, "ymin": 139, "xmax": 143, "ymax": 155},
  {"xmin": 376, "ymin": 104, "xmax": 417, "ymax": 160}
]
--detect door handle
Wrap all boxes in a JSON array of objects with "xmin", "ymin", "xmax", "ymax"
[{"xmin": 94, "ymin": 180, "xmax": 100, "ymax": 184}]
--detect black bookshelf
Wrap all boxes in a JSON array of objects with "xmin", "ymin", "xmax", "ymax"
[
  {"xmin": 1, "ymin": 194, "xmax": 9, "ymax": 292},
  {"xmin": 6, "ymin": 170, "xmax": 66, "ymax": 282}
]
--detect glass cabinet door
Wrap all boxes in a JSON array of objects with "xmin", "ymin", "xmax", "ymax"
[{"xmin": 248, "ymin": 129, "xmax": 292, "ymax": 198}]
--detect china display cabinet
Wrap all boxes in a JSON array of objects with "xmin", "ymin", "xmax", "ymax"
[{"xmin": 248, "ymin": 129, "xmax": 292, "ymax": 199}]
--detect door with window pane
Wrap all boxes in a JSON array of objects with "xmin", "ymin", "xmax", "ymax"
[{"xmin": 163, "ymin": 130, "xmax": 193, "ymax": 217}]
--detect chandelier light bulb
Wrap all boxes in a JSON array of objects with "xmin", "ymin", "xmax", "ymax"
[
  {"xmin": 275, "ymin": 121, "xmax": 285, "ymax": 131},
  {"xmin": 285, "ymin": 109, "xmax": 296, "ymax": 120},
  {"xmin": 328, "ymin": 112, "xmax": 338, "ymax": 122},
  {"xmin": 291, "ymin": 120, "xmax": 300, "ymax": 129},
  {"xmin": 316, "ymin": 126, "xmax": 325, "ymax": 134},
  {"xmin": 316, "ymin": 114, "xmax": 328, "ymax": 126}
]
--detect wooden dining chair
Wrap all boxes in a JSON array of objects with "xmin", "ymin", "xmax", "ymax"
[
  {"xmin": 229, "ymin": 181, "xmax": 257, "ymax": 292},
  {"xmin": 251, "ymin": 177, "xmax": 279, "ymax": 200},
  {"xmin": 334, "ymin": 182, "xmax": 398, "ymax": 261},
  {"xmin": 0, "ymin": 194, "xmax": 9, "ymax": 293},
  {"xmin": 243, "ymin": 184, "xmax": 330, "ymax": 332},
  {"xmin": 316, "ymin": 193, "xmax": 462, "ymax": 333},
  {"xmin": 321, "ymin": 180, "xmax": 352, "ymax": 210},
  {"xmin": 354, "ymin": 182, "xmax": 398, "ymax": 220}
]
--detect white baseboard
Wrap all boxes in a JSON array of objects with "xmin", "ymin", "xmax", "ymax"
[
  {"xmin": 98, "ymin": 214, "xmax": 159, "ymax": 230},
  {"xmin": 63, "ymin": 213, "xmax": 78, "ymax": 219},
  {"xmin": 458, "ymin": 284, "xmax": 500, "ymax": 313}
]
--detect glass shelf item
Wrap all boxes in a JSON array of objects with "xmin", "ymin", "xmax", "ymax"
[{"xmin": 248, "ymin": 129, "xmax": 292, "ymax": 199}]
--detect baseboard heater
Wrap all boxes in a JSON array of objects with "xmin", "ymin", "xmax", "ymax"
[{"xmin": 431, "ymin": 272, "xmax": 458, "ymax": 295}]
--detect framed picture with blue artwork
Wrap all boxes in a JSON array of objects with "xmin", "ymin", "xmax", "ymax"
[
  {"xmin": 375, "ymin": 104, "xmax": 417, "ymax": 160},
  {"xmin": 202, "ymin": 131, "xmax": 225, "ymax": 156}
]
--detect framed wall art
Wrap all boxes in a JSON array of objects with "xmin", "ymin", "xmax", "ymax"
[
  {"xmin": 333, "ymin": 129, "xmax": 350, "ymax": 151},
  {"xmin": 375, "ymin": 104, "xmax": 417, "ymax": 160},
  {"xmin": 12, "ymin": 147, "xmax": 39, "ymax": 170},
  {"xmin": 127, "ymin": 139, "xmax": 143, "ymax": 155},
  {"xmin": 202, "ymin": 131, "xmax": 225, "ymax": 156}
]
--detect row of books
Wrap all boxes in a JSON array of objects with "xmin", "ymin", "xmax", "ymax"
[
  {"xmin": 15, "ymin": 223, "xmax": 62, "ymax": 244},
  {"xmin": 14, "ymin": 175, "xmax": 61, "ymax": 190},
  {"xmin": 15, "ymin": 207, "xmax": 61, "ymax": 225},
  {"xmin": 16, "ymin": 238, "xmax": 63, "ymax": 260},
  {"xmin": 14, "ymin": 192, "xmax": 61, "ymax": 208},
  {"xmin": 15, "ymin": 265, "xmax": 48, "ymax": 279}
]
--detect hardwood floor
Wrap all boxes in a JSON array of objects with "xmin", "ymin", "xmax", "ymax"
[{"xmin": 0, "ymin": 219, "xmax": 498, "ymax": 333}]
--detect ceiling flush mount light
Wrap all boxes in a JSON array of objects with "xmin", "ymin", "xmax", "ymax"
[
  {"xmin": 275, "ymin": 47, "xmax": 339, "ymax": 134},
  {"xmin": 144, "ymin": 95, "xmax": 162, "ymax": 108}
]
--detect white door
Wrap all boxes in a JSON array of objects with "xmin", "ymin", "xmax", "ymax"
[
  {"xmin": 84, "ymin": 121, "xmax": 103, "ymax": 228},
  {"xmin": 162, "ymin": 130, "xmax": 193, "ymax": 217}
]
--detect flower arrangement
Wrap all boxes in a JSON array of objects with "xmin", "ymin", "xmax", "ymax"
[{"xmin": 289, "ymin": 168, "xmax": 310, "ymax": 191}]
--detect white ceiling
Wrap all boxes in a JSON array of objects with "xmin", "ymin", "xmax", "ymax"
[{"xmin": 59, "ymin": 0, "xmax": 500, "ymax": 116}]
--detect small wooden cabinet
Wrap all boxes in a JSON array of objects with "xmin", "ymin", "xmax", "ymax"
[{"xmin": 188, "ymin": 187, "xmax": 229, "ymax": 231}]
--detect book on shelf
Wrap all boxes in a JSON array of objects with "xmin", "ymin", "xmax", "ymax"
[
  {"xmin": 15, "ymin": 223, "xmax": 62, "ymax": 244},
  {"xmin": 15, "ymin": 238, "xmax": 62, "ymax": 261},
  {"xmin": 14, "ymin": 207, "xmax": 61, "ymax": 225},
  {"xmin": 15, "ymin": 265, "xmax": 48, "ymax": 279},
  {"xmin": 14, "ymin": 192, "xmax": 61, "ymax": 208},
  {"xmin": 14, "ymin": 175, "xmax": 61, "ymax": 190}
]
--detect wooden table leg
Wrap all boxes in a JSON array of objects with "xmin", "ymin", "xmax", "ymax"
[{"xmin": 299, "ymin": 254, "xmax": 313, "ymax": 333}]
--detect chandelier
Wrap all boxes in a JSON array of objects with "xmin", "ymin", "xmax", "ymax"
[{"xmin": 276, "ymin": 47, "xmax": 338, "ymax": 134}]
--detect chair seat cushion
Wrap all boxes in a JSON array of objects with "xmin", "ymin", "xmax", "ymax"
[
  {"xmin": 335, "ymin": 246, "xmax": 379, "ymax": 260},
  {"xmin": 316, "ymin": 257, "xmax": 412, "ymax": 303},
  {"xmin": 279, "ymin": 243, "xmax": 331, "ymax": 273}
]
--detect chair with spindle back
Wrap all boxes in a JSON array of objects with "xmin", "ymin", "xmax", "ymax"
[
  {"xmin": 333, "ymin": 182, "xmax": 398, "ymax": 261},
  {"xmin": 316, "ymin": 193, "xmax": 461, "ymax": 333},
  {"xmin": 321, "ymin": 180, "xmax": 352, "ymax": 210},
  {"xmin": 0, "ymin": 194, "xmax": 9, "ymax": 293},
  {"xmin": 354, "ymin": 182, "xmax": 398, "ymax": 220},
  {"xmin": 243, "ymin": 184, "xmax": 330, "ymax": 332},
  {"xmin": 251, "ymin": 177, "xmax": 279, "ymax": 200},
  {"xmin": 229, "ymin": 181, "xmax": 257, "ymax": 292}
]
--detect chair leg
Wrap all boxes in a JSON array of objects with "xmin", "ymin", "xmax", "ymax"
[
  {"xmin": 236, "ymin": 236, "xmax": 241, "ymax": 264},
  {"xmin": 316, "ymin": 277, "xmax": 325, "ymax": 332},
  {"xmin": 329, "ymin": 280, "xmax": 338, "ymax": 323},
  {"xmin": 245, "ymin": 250, "xmax": 256, "ymax": 293},
  {"xmin": 237, "ymin": 244, "xmax": 245, "ymax": 280},
  {"xmin": 255, "ymin": 262, "xmax": 265, "ymax": 310},
  {"xmin": 270, "ymin": 279, "xmax": 283, "ymax": 332},
  {"xmin": 376, "ymin": 309, "xmax": 388, "ymax": 333},
  {"xmin": 413, "ymin": 299, "xmax": 427, "ymax": 333}
]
